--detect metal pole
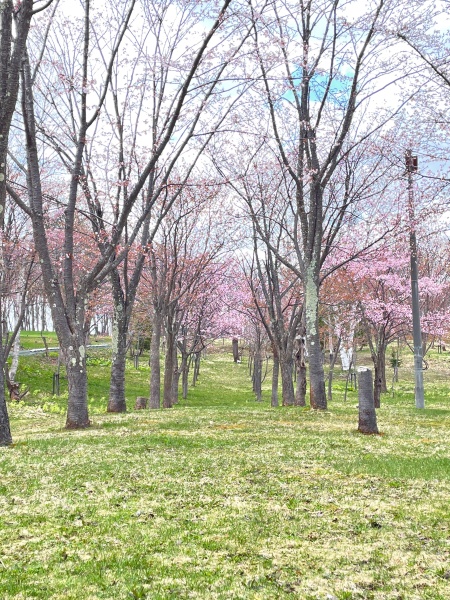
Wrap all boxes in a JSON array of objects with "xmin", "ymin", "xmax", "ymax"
[{"xmin": 406, "ymin": 150, "xmax": 424, "ymax": 409}]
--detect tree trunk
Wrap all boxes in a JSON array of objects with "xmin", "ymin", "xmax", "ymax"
[
  {"xmin": 294, "ymin": 334, "xmax": 307, "ymax": 406},
  {"xmin": 192, "ymin": 352, "xmax": 200, "ymax": 386},
  {"xmin": 232, "ymin": 337, "xmax": 239, "ymax": 362},
  {"xmin": 0, "ymin": 342, "xmax": 12, "ymax": 446},
  {"xmin": 280, "ymin": 355, "xmax": 295, "ymax": 406},
  {"xmin": 295, "ymin": 363, "xmax": 307, "ymax": 407},
  {"xmin": 149, "ymin": 309, "xmax": 162, "ymax": 409},
  {"xmin": 373, "ymin": 346, "xmax": 387, "ymax": 409},
  {"xmin": 163, "ymin": 330, "xmax": 174, "ymax": 409},
  {"xmin": 305, "ymin": 269, "xmax": 327, "ymax": 409},
  {"xmin": 327, "ymin": 337, "xmax": 341, "ymax": 404},
  {"xmin": 181, "ymin": 354, "xmax": 189, "ymax": 399},
  {"xmin": 379, "ymin": 348, "xmax": 387, "ymax": 393},
  {"xmin": 107, "ymin": 302, "xmax": 128, "ymax": 413},
  {"xmin": 271, "ymin": 353, "xmax": 279, "ymax": 407},
  {"xmin": 172, "ymin": 342, "xmax": 179, "ymax": 405},
  {"xmin": 253, "ymin": 347, "xmax": 262, "ymax": 402},
  {"xmin": 358, "ymin": 367, "xmax": 379, "ymax": 435},
  {"xmin": 8, "ymin": 329, "xmax": 20, "ymax": 383},
  {"xmin": 63, "ymin": 343, "xmax": 90, "ymax": 429}
]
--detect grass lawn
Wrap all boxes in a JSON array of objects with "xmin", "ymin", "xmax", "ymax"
[{"xmin": 0, "ymin": 343, "xmax": 449, "ymax": 599}]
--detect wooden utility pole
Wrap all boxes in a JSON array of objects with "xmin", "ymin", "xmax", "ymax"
[{"xmin": 405, "ymin": 150, "xmax": 424, "ymax": 409}]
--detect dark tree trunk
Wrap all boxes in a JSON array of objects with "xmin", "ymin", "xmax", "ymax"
[
  {"xmin": 305, "ymin": 272, "xmax": 327, "ymax": 410},
  {"xmin": 295, "ymin": 336, "xmax": 307, "ymax": 407},
  {"xmin": 163, "ymin": 328, "xmax": 175, "ymax": 408},
  {"xmin": 280, "ymin": 355, "xmax": 295, "ymax": 406},
  {"xmin": 149, "ymin": 309, "xmax": 163, "ymax": 409},
  {"xmin": 271, "ymin": 352, "xmax": 279, "ymax": 407},
  {"xmin": 107, "ymin": 302, "xmax": 128, "ymax": 413},
  {"xmin": 327, "ymin": 337, "xmax": 341, "ymax": 404},
  {"xmin": 358, "ymin": 367, "xmax": 379, "ymax": 435},
  {"xmin": 373, "ymin": 346, "xmax": 387, "ymax": 409},
  {"xmin": 192, "ymin": 352, "xmax": 200, "ymax": 386},
  {"xmin": 295, "ymin": 363, "xmax": 307, "ymax": 407},
  {"xmin": 232, "ymin": 337, "xmax": 239, "ymax": 362},
  {"xmin": 0, "ymin": 0, "xmax": 34, "ymax": 445},
  {"xmin": 379, "ymin": 348, "xmax": 387, "ymax": 393},
  {"xmin": 181, "ymin": 354, "xmax": 189, "ymax": 399},
  {"xmin": 307, "ymin": 328, "xmax": 326, "ymax": 410},
  {"xmin": 253, "ymin": 347, "xmax": 262, "ymax": 402},
  {"xmin": 0, "ymin": 345, "xmax": 12, "ymax": 446},
  {"xmin": 172, "ymin": 342, "xmax": 179, "ymax": 405}
]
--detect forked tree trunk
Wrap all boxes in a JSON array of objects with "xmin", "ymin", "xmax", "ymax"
[
  {"xmin": 149, "ymin": 309, "xmax": 163, "ymax": 409},
  {"xmin": 107, "ymin": 302, "xmax": 128, "ymax": 413}
]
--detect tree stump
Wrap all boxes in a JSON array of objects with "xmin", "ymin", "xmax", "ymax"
[
  {"xmin": 357, "ymin": 367, "xmax": 379, "ymax": 435},
  {"xmin": 134, "ymin": 396, "xmax": 148, "ymax": 410}
]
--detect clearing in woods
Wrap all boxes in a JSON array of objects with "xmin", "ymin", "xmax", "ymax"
[{"xmin": 0, "ymin": 342, "xmax": 449, "ymax": 599}]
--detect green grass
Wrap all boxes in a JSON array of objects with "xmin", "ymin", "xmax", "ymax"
[{"xmin": 1, "ymin": 342, "xmax": 449, "ymax": 599}]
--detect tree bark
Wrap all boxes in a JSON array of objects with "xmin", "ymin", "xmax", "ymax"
[
  {"xmin": 253, "ymin": 345, "xmax": 262, "ymax": 402},
  {"xmin": 305, "ymin": 268, "xmax": 327, "ymax": 409},
  {"xmin": 358, "ymin": 367, "xmax": 379, "ymax": 435},
  {"xmin": 163, "ymin": 325, "xmax": 175, "ymax": 409},
  {"xmin": 107, "ymin": 301, "xmax": 128, "ymax": 413},
  {"xmin": 271, "ymin": 352, "xmax": 279, "ymax": 407},
  {"xmin": 327, "ymin": 337, "xmax": 341, "ymax": 404},
  {"xmin": 280, "ymin": 354, "xmax": 295, "ymax": 406},
  {"xmin": 172, "ymin": 341, "xmax": 179, "ymax": 404},
  {"xmin": 63, "ymin": 342, "xmax": 90, "ymax": 429},
  {"xmin": 0, "ymin": 342, "xmax": 12, "ymax": 446},
  {"xmin": 232, "ymin": 337, "xmax": 239, "ymax": 362},
  {"xmin": 294, "ymin": 335, "xmax": 307, "ymax": 406},
  {"xmin": 149, "ymin": 308, "xmax": 162, "ymax": 409},
  {"xmin": 181, "ymin": 354, "xmax": 189, "ymax": 399},
  {"xmin": 0, "ymin": 0, "xmax": 34, "ymax": 445},
  {"xmin": 373, "ymin": 346, "xmax": 387, "ymax": 409},
  {"xmin": 192, "ymin": 352, "xmax": 200, "ymax": 386}
]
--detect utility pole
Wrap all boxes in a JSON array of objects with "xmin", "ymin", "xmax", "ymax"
[{"xmin": 405, "ymin": 150, "xmax": 424, "ymax": 409}]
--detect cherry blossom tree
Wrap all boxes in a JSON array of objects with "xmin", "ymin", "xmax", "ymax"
[{"xmin": 10, "ymin": 0, "xmax": 244, "ymax": 428}]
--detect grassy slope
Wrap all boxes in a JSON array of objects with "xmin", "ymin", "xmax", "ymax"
[{"xmin": 0, "ymin": 345, "xmax": 449, "ymax": 600}]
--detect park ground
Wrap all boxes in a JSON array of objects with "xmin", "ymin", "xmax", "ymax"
[{"xmin": 0, "ymin": 336, "xmax": 449, "ymax": 599}]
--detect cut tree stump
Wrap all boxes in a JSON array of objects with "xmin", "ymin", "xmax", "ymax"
[
  {"xmin": 357, "ymin": 367, "xmax": 379, "ymax": 435},
  {"xmin": 134, "ymin": 396, "xmax": 148, "ymax": 410}
]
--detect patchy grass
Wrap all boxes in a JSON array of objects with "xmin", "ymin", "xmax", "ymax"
[{"xmin": 1, "ymin": 344, "xmax": 449, "ymax": 599}]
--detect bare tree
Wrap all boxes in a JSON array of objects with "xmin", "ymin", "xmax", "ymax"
[
  {"xmin": 0, "ymin": 0, "xmax": 51, "ymax": 445},
  {"xmin": 12, "ymin": 0, "xmax": 237, "ymax": 428},
  {"xmin": 247, "ymin": 0, "xmax": 412, "ymax": 409}
]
